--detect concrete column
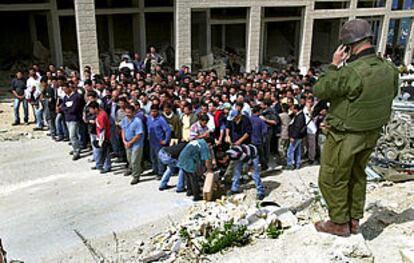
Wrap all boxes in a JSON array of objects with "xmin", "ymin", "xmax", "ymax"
[
  {"xmin": 221, "ymin": 24, "xmax": 226, "ymax": 49},
  {"xmin": 48, "ymin": 0, "xmax": 63, "ymax": 66},
  {"xmin": 246, "ymin": 6, "xmax": 262, "ymax": 72},
  {"xmin": 29, "ymin": 15, "xmax": 37, "ymax": 44},
  {"xmin": 404, "ymin": 18, "xmax": 414, "ymax": 65},
  {"xmin": 175, "ymin": 1, "xmax": 191, "ymax": 69},
  {"xmin": 74, "ymin": 0, "xmax": 100, "ymax": 76},
  {"xmin": 378, "ymin": 0, "xmax": 392, "ymax": 56},
  {"xmin": 206, "ymin": 9, "xmax": 211, "ymax": 55},
  {"xmin": 298, "ymin": 3, "xmax": 314, "ymax": 74},
  {"xmin": 349, "ymin": 0, "xmax": 358, "ymax": 20},
  {"xmin": 139, "ymin": 0, "xmax": 146, "ymax": 55}
]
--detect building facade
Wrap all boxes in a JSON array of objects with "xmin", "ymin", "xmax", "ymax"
[{"xmin": 1, "ymin": 0, "xmax": 414, "ymax": 75}]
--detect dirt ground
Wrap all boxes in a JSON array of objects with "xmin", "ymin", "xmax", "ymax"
[{"xmin": 0, "ymin": 95, "xmax": 413, "ymax": 263}]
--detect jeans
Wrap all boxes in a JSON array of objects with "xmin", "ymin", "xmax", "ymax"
[
  {"xmin": 231, "ymin": 157, "xmax": 265, "ymax": 196},
  {"xmin": 96, "ymin": 141, "xmax": 112, "ymax": 171},
  {"xmin": 126, "ymin": 146, "xmax": 143, "ymax": 178},
  {"xmin": 149, "ymin": 144, "xmax": 165, "ymax": 176},
  {"xmin": 287, "ymin": 139, "xmax": 302, "ymax": 168},
  {"xmin": 56, "ymin": 113, "xmax": 69, "ymax": 139},
  {"xmin": 158, "ymin": 148, "xmax": 185, "ymax": 191},
  {"xmin": 90, "ymin": 134, "xmax": 98, "ymax": 162},
  {"xmin": 13, "ymin": 98, "xmax": 28, "ymax": 123},
  {"xmin": 34, "ymin": 106, "xmax": 44, "ymax": 128},
  {"xmin": 66, "ymin": 121, "xmax": 81, "ymax": 155},
  {"xmin": 44, "ymin": 102, "xmax": 56, "ymax": 136}
]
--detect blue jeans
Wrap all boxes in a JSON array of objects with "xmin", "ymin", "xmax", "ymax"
[
  {"xmin": 55, "ymin": 113, "xmax": 68, "ymax": 139},
  {"xmin": 34, "ymin": 106, "xmax": 44, "ymax": 128},
  {"xmin": 90, "ymin": 134, "xmax": 98, "ymax": 162},
  {"xmin": 231, "ymin": 157, "xmax": 265, "ymax": 196},
  {"xmin": 96, "ymin": 141, "xmax": 112, "ymax": 171},
  {"xmin": 287, "ymin": 139, "xmax": 302, "ymax": 168},
  {"xmin": 13, "ymin": 98, "xmax": 28, "ymax": 123},
  {"xmin": 150, "ymin": 144, "xmax": 165, "ymax": 176},
  {"xmin": 158, "ymin": 149, "xmax": 185, "ymax": 191},
  {"xmin": 66, "ymin": 121, "xmax": 81, "ymax": 155}
]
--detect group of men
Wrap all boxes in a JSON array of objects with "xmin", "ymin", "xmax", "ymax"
[{"xmin": 10, "ymin": 19, "xmax": 399, "ymax": 237}]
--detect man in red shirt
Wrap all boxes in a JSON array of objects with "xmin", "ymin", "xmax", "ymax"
[{"xmin": 89, "ymin": 101, "xmax": 112, "ymax": 174}]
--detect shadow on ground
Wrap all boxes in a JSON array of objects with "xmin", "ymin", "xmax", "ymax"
[{"xmin": 361, "ymin": 206, "xmax": 414, "ymax": 241}]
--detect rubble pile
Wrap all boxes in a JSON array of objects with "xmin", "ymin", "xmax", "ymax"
[{"xmin": 138, "ymin": 194, "xmax": 298, "ymax": 263}]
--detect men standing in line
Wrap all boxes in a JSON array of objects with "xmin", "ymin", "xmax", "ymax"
[
  {"xmin": 62, "ymin": 83, "xmax": 85, "ymax": 161},
  {"xmin": 147, "ymin": 104, "xmax": 171, "ymax": 180},
  {"xmin": 89, "ymin": 101, "xmax": 112, "ymax": 174},
  {"xmin": 10, "ymin": 70, "xmax": 28, "ymax": 126},
  {"xmin": 121, "ymin": 105, "xmax": 145, "ymax": 185}
]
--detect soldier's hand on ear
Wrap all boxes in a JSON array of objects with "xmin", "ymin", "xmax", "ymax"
[{"xmin": 332, "ymin": 45, "xmax": 348, "ymax": 66}]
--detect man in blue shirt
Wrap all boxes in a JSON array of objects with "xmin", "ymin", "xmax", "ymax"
[
  {"xmin": 177, "ymin": 138, "xmax": 213, "ymax": 201},
  {"xmin": 147, "ymin": 104, "xmax": 171, "ymax": 179},
  {"xmin": 250, "ymin": 105, "xmax": 268, "ymax": 170},
  {"xmin": 121, "ymin": 105, "xmax": 145, "ymax": 185}
]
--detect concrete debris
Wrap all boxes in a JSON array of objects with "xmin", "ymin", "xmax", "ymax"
[
  {"xmin": 401, "ymin": 248, "xmax": 414, "ymax": 263},
  {"xmin": 137, "ymin": 194, "xmax": 298, "ymax": 262},
  {"xmin": 374, "ymin": 111, "xmax": 414, "ymax": 167},
  {"xmin": 333, "ymin": 234, "xmax": 373, "ymax": 260}
]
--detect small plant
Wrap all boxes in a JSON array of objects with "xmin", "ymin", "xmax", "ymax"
[
  {"xmin": 179, "ymin": 226, "xmax": 190, "ymax": 240},
  {"xmin": 201, "ymin": 220, "xmax": 251, "ymax": 254},
  {"xmin": 266, "ymin": 223, "xmax": 283, "ymax": 239}
]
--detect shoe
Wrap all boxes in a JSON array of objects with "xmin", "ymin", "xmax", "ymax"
[
  {"xmin": 156, "ymin": 175, "xmax": 162, "ymax": 180},
  {"xmin": 33, "ymin": 127, "xmax": 43, "ymax": 131},
  {"xmin": 314, "ymin": 220, "xmax": 350, "ymax": 237},
  {"xmin": 87, "ymin": 159, "xmax": 95, "ymax": 163},
  {"xmin": 257, "ymin": 194, "xmax": 265, "ymax": 200},
  {"xmin": 296, "ymin": 165, "xmax": 301, "ymax": 170},
  {"xmin": 24, "ymin": 122, "xmax": 29, "ymax": 126},
  {"xmin": 285, "ymin": 165, "xmax": 294, "ymax": 170},
  {"xmin": 193, "ymin": 196, "xmax": 203, "ymax": 202},
  {"xmin": 100, "ymin": 169, "xmax": 111, "ymax": 174},
  {"xmin": 312, "ymin": 160, "xmax": 320, "ymax": 166},
  {"xmin": 46, "ymin": 132, "xmax": 51, "ymax": 136},
  {"xmin": 91, "ymin": 166, "xmax": 99, "ymax": 170},
  {"xmin": 350, "ymin": 219, "xmax": 360, "ymax": 234},
  {"xmin": 159, "ymin": 185, "xmax": 174, "ymax": 191},
  {"xmin": 72, "ymin": 154, "xmax": 80, "ymax": 161},
  {"xmin": 123, "ymin": 170, "xmax": 132, "ymax": 177},
  {"xmin": 186, "ymin": 191, "xmax": 193, "ymax": 197},
  {"xmin": 69, "ymin": 150, "xmax": 74, "ymax": 155},
  {"xmin": 63, "ymin": 137, "xmax": 70, "ymax": 142},
  {"xmin": 176, "ymin": 189, "xmax": 186, "ymax": 193},
  {"xmin": 12, "ymin": 122, "xmax": 20, "ymax": 126},
  {"xmin": 55, "ymin": 137, "xmax": 63, "ymax": 141},
  {"xmin": 130, "ymin": 177, "xmax": 140, "ymax": 185}
]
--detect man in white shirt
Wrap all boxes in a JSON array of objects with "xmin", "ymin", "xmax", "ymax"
[
  {"xmin": 119, "ymin": 54, "xmax": 135, "ymax": 72},
  {"xmin": 303, "ymin": 96, "xmax": 318, "ymax": 165}
]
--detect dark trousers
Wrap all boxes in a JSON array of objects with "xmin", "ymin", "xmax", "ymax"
[{"xmin": 185, "ymin": 171, "xmax": 201, "ymax": 199}]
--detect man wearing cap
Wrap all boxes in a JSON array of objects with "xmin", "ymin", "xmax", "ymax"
[{"xmin": 313, "ymin": 19, "xmax": 399, "ymax": 236}]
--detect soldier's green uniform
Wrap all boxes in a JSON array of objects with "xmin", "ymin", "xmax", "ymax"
[{"xmin": 313, "ymin": 49, "xmax": 399, "ymax": 224}]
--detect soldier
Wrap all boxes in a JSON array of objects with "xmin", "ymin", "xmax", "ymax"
[{"xmin": 313, "ymin": 19, "xmax": 399, "ymax": 236}]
